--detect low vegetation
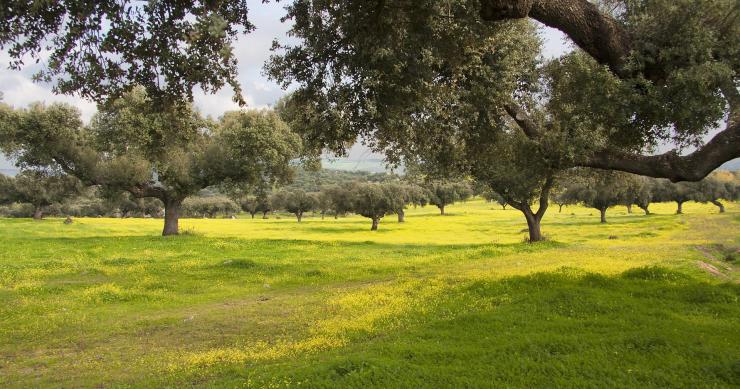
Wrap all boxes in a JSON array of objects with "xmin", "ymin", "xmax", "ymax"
[{"xmin": 0, "ymin": 200, "xmax": 737, "ymax": 387}]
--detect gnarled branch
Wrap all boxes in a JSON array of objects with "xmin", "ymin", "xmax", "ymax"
[
  {"xmin": 583, "ymin": 121, "xmax": 740, "ymax": 182},
  {"xmin": 480, "ymin": 0, "xmax": 632, "ymax": 78}
]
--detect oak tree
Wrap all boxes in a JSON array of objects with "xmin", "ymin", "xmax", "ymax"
[{"xmin": 0, "ymin": 92, "xmax": 300, "ymax": 235}]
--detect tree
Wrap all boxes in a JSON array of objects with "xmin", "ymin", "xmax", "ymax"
[
  {"xmin": 315, "ymin": 191, "xmax": 332, "ymax": 220},
  {"xmin": 566, "ymin": 170, "xmax": 635, "ymax": 223},
  {"xmin": 266, "ymin": 0, "xmax": 738, "ymax": 183},
  {"xmin": 108, "ymin": 193, "xmax": 164, "ymax": 218},
  {"xmin": 4, "ymin": 170, "xmax": 81, "ymax": 219},
  {"xmin": 322, "ymin": 185, "xmax": 355, "ymax": 219},
  {"xmin": 276, "ymin": 190, "xmax": 318, "ymax": 222},
  {"xmin": 653, "ymin": 180, "xmax": 697, "ymax": 215},
  {"xmin": 469, "ymin": 131, "xmax": 558, "ymax": 242},
  {"xmin": 0, "ymin": 1, "xmax": 254, "ymax": 105},
  {"xmin": 629, "ymin": 176, "xmax": 657, "ymax": 215},
  {"xmin": 256, "ymin": 195, "xmax": 273, "ymax": 219},
  {"xmin": 427, "ymin": 182, "xmax": 464, "ymax": 216},
  {"xmin": 229, "ymin": 186, "xmax": 273, "ymax": 219},
  {"xmin": 240, "ymin": 196, "xmax": 260, "ymax": 219},
  {"xmin": 482, "ymin": 189, "xmax": 509, "ymax": 210},
  {"xmin": 550, "ymin": 187, "xmax": 576, "ymax": 213},
  {"xmin": 454, "ymin": 182, "xmax": 474, "ymax": 203},
  {"xmin": 0, "ymin": 174, "xmax": 13, "ymax": 205},
  {"xmin": 352, "ymin": 183, "xmax": 394, "ymax": 231},
  {"xmin": 385, "ymin": 182, "xmax": 419, "ymax": 223},
  {"xmin": 690, "ymin": 172, "xmax": 739, "ymax": 213},
  {"xmin": 182, "ymin": 196, "xmax": 240, "ymax": 218},
  {"xmin": 0, "ymin": 92, "xmax": 301, "ymax": 235}
]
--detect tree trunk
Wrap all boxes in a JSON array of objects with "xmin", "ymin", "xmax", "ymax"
[
  {"xmin": 334, "ymin": 213, "xmax": 339, "ymax": 219},
  {"xmin": 506, "ymin": 177, "xmax": 553, "ymax": 243},
  {"xmin": 162, "ymin": 197, "xmax": 182, "ymax": 236},
  {"xmin": 321, "ymin": 212, "xmax": 325, "ymax": 220},
  {"xmin": 558, "ymin": 204, "xmax": 563, "ymax": 213},
  {"xmin": 398, "ymin": 209, "xmax": 405, "ymax": 223},
  {"xmin": 638, "ymin": 204, "xmax": 650, "ymax": 215},
  {"xmin": 600, "ymin": 207, "xmax": 607, "ymax": 223},
  {"xmin": 250, "ymin": 212, "xmax": 256, "ymax": 219},
  {"xmin": 262, "ymin": 211, "xmax": 269, "ymax": 219},
  {"xmin": 296, "ymin": 211, "xmax": 303, "ymax": 222},
  {"xmin": 710, "ymin": 200, "xmax": 725, "ymax": 213},
  {"xmin": 32, "ymin": 205, "xmax": 44, "ymax": 220},
  {"xmin": 522, "ymin": 209, "xmax": 544, "ymax": 242},
  {"xmin": 371, "ymin": 217, "xmax": 379, "ymax": 231},
  {"xmin": 626, "ymin": 204, "xmax": 632, "ymax": 214},
  {"xmin": 502, "ymin": 204, "xmax": 507, "ymax": 210},
  {"xmin": 676, "ymin": 201, "xmax": 683, "ymax": 214},
  {"xmin": 439, "ymin": 205, "xmax": 445, "ymax": 215}
]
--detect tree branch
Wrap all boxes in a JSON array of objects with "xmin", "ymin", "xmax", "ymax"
[
  {"xmin": 504, "ymin": 103, "xmax": 541, "ymax": 138},
  {"xmin": 483, "ymin": 1, "xmax": 739, "ymax": 181},
  {"xmin": 583, "ymin": 82, "xmax": 740, "ymax": 182},
  {"xmin": 582, "ymin": 122, "xmax": 740, "ymax": 182},
  {"xmin": 480, "ymin": 0, "xmax": 632, "ymax": 78},
  {"xmin": 128, "ymin": 184, "xmax": 166, "ymax": 200}
]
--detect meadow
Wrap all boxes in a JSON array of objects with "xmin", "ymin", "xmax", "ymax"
[{"xmin": 0, "ymin": 199, "xmax": 738, "ymax": 388}]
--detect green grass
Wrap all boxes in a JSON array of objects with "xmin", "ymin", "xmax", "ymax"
[{"xmin": 0, "ymin": 200, "xmax": 738, "ymax": 388}]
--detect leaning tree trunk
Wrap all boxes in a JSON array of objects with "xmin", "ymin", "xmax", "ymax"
[
  {"xmin": 439, "ymin": 205, "xmax": 445, "ymax": 215},
  {"xmin": 522, "ymin": 209, "xmax": 544, "ymax": 243},
  {"xmin": 32, "ymin": 205, "xmax": 44, "ymax": 220},
  {"xmin": 518, "ymin": 176, "xmax": 553, "ymax": 243},
  {"xmin": 626, "ymin": 204, "xmax": 632, "ymax": 214},
  {"xmin": 676, "ymin": 201, "xmax": 684, "ymax": 214},
  {"xmin": 502, "ymin": 204, "xmax": 507, "ymax": 210},
  {"xmin": 710, "ymin": 200, "xmax": 725, "ymax": 213},
  {"xmin": 397, "ymin": 209, "xmax": 405, "ymax": 223},
  {"xmin": 262, "ymin": 211, "xmax": 269, "ymax": 219},
  {"xmin": 558, "ymin": 204, "xmax": 563, "ymax": 213},
  {"xmin": 600, "ymin": 207, "xmax": 607, "ymax": 224},
  {"xmin": 162, "ymin": 197, "xmax": 183, "ymax": 236},
  {"xmin": 371, "ymin": 217, "xmax": 380, "ymax": 231},
  {"xmin": 638, "ymin": 204, "xmax": 650, "ymax": 215}
]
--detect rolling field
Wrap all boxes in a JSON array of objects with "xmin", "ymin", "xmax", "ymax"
[{"xmin": 0, "ymin": 200, "xmax": 738, "ymax": 388}]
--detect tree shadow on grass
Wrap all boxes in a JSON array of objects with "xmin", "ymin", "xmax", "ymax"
[{"xmin": 218, "ymin": 266, "xmax": 740, "ymax": 388}]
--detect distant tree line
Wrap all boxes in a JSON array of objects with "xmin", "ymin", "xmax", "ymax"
[
  {"xmin": 551, "ymin": 170, "xmax": 739, "ymax": 223},
  {"xmin": 0, "ymin": 169, "xmax": 476, "ymax": 231},
  {"xmin": 472, "ymin": 168, "xmax": 738, "ymax": 241},
  {"xmin": 284, "ymin": 167, "xmax": 397, "ymax": 192},
  {"xmin": 226, "ymin": 180, "xmax": 471, "ymax": 230}
]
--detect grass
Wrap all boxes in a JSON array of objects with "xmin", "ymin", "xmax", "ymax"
[{"xmin": 0, "ymin": 200, "xmax": 738, "ymax": 388}]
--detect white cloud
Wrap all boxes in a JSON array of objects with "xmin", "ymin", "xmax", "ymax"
[{"xmin": 0, "ymin": 72, "xmax": 97, "ymax": 122}]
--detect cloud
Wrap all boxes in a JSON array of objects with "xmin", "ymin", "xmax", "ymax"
[{"xmin": 0, "ymin": 72, "xmax": 97, "ymax": 122}]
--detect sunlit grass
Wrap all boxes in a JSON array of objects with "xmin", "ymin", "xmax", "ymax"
[{"xmin": 0, "ymin": 200, "xmax": 737, "ymax": 387}]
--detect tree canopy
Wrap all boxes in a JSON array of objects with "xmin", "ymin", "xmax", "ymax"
[
  {"xmin": 2, "ymin": 1, "xmax": 736, "ymax": 183},
  {"xmin": 0, "ymin": 0, "xmax": 253, "ymax": 105},
  {"xmin": 0, "ymin": 89, "xmax": 301, "ymax": 235},
  {"xmin": 267, "ymin": 0, "xmax": 739, "ymax": 182}
]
